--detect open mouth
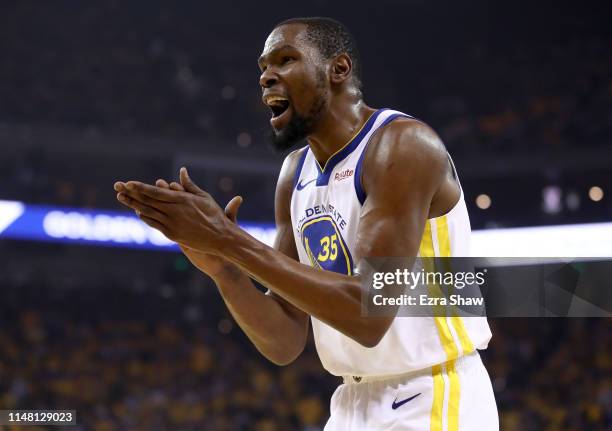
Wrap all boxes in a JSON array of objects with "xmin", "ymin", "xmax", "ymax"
[
  {"xmin": 266, "ymin": 96, "xmax": 292, "ymax": 129},
  {"xmin": 268, "ymin": 98, "xmax": 290, "ymax": 118}
]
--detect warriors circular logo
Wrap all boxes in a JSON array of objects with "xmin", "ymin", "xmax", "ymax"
[{"xmin": 301, "ymin": 216, "xmax": 354, "ymax": 275}]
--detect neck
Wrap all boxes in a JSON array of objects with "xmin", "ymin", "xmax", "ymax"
[{"xmin": 306, "ymin": 98, "xmax": 375, "ymax": 169}]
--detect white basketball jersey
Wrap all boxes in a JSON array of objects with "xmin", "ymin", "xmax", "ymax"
[{"xmin": 290, "ymin": 109, "xmax": 492, "ymax": 377}]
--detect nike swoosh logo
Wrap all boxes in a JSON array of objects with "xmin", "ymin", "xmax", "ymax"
[
  {"xmin": 391, "ymin": 393, "xmax": 421, "ymax": 410},
  {"xmin": 296, "ymin": 178, "xmax": 316, "ymax": 191}
]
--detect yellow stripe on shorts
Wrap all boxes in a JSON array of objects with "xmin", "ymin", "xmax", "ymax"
[
  {"xmin": 430, "ymin": 364, "xmax": 445, "ymax": 431},
  {"xmin": 446, "ymin": 360, "xmax": 461, "ymax": 431},
  {"xmin": 430, "ymin": 361, "xmax": 461, "ymax": 431}
]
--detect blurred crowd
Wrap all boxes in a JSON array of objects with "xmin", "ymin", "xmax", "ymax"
[
  {"xmin": 0, "ymin": 274, "xmax": 609, "ymax": 431},
  {"xmin": 428, "ymin": 35, "xmax": 612, "ymax": 154},
  {"xmin": 1, "ymin": 2, "xmax": 610, "ymax": 152},
  {"xmin": 0, "ymin": 271, "xmax": 332, "ymax": 431}
]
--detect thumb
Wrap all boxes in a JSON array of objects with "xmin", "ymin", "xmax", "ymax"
[
  {"xmin": 224, "ymin": 196, "xmax": 243, "ymax": 223},
  {"xmin": 179, "ymin": 167, "xmax": 205, "ymax": 195}
]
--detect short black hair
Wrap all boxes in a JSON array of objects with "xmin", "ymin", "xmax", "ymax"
[{"xmin": 275, "ymin": 17, "xmax": 362, "ymax": 89}]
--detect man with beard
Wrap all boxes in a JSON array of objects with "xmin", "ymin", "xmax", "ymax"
[{"xmin": 115, "ymin": 17, "xmax": 498, "ymax": 430}]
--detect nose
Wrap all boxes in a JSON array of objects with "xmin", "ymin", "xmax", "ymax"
[{"xmin": 259, "ymin": 68, "xmax": 278, "ymax": 89}]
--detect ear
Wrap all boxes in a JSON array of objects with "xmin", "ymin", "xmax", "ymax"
[{"xmin": 330, "ymin": 53, "xmax": 352, "ymax": 85}]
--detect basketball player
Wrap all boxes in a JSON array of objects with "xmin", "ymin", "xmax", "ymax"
[{"xmin": 114, "ymin": 17, "xmax": 498, "ymax": 430}]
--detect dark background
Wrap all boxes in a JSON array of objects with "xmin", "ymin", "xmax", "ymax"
[{"xmin": 0, "ymin": 0, "xmax": 610, "ymax": 430}]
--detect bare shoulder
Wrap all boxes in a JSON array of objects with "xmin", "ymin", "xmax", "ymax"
[
  {"xmin": 360, "ymin": 117, "xmax": 452, "ymax": 205},
  {"xmin": 360, "ymin": 117, "xmax": 460, "ymax": 217},
  {"xmin": 366, "ymin": 117, "xmax": 448, "ymax": 171}
]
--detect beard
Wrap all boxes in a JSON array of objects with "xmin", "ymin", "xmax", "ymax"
[
  {"xmin": 268, "ymin": 106, "xmax": 320, "ymax": 152},
  {"xmin": 268, "ymin": 73, "xmax": 327, "ymax": 153}
]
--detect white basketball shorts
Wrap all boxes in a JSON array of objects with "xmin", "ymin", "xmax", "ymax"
[{"xmin": 324, "ymin": 351, "xmax": 499, "ymax": 431}]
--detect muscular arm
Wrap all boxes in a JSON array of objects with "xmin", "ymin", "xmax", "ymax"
[
  {"xmin": 118, "ymin": 120, "xmax": 455, "ymax": 349},
  {"xmin": 218, "ymin": 120, "xmax": 452, "ymax": 347},
  {"xmin": 208, "ymin": 151, "xmax": 309, "ymax": 365},
  {"xmin": 119, "ymin": 153, "xmax": 309, "ymax": 366}
]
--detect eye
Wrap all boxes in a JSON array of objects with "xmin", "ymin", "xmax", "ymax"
[{"xmin": 281, "ymin": 56, "xmax": 295, "ymax": 65}]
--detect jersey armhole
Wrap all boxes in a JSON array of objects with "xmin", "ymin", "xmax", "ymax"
[
  {"xmin": 447, "ymin": 153, "xmax": 462, "ymax": 191},
  {"xmin": 353, "ymin": 113, "xmax": 410, "ymax": 205},
  {"xmin": 292, "ymin": 146, "xmax": 309, "ymax": 190}
]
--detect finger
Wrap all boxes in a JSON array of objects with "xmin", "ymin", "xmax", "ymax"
[
  {"xmin": 117, "ymin": 192, "xmax": 162, "ymax": 219},
  {"xmin": 116, "ymin": 191, "xmax": 140, "ymax": 211},
  {"xmin": 119, "ymin": 188, "xmax": 171, "ymax": 214},
  {"xmin": 179, "ymin": 167, "xmax": 207, "ymax": 196},
  {"xmin": 169, "ymin": 182, "xmax": 185, "ymax": 192},
  {"xmin": 114, "ymin": 181, "xmax": 126, "ymax": 192},
  {"xmin": 139, "ymin": 214, "xmax": 171, "ymax": 238},
  {"xmin": 117, "ymin": 193, "xmax": 168, "ymax": 223},
  {"xmin": 224, "ymin": 195, "xmax": 243, "ymax": 223},
  {"xmin": 156, "ymin": 179, "xmax": 170, "ymax": 188},
  {"xmin": 124, "ymin": 181, "xmax": 183, "ymax": 202}
]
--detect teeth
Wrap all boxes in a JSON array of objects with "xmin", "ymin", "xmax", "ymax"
[{"xmin": 266, "ymin": 96, "xmax": 288, "ymax": 106}]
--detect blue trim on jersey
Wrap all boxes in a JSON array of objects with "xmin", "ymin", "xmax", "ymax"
[
  {"xmin": 293, "ymin": 146, "xmax": 310, "ymax": 190},
  {"xmin": 354, "ymin": 113, "xmax": 410, "ymax": 205},
  {"xmin": 315, "ymin": 109, "xmax": 385, "ymax": 186}
]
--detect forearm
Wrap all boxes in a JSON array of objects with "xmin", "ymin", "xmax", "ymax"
[
  {"xmin": 220, "ymin": 228, "xmax": 386, "ymax": 347},
  {"xmin": 210, "ymin": 264, "xmax": 307, "ymax": 365}
]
